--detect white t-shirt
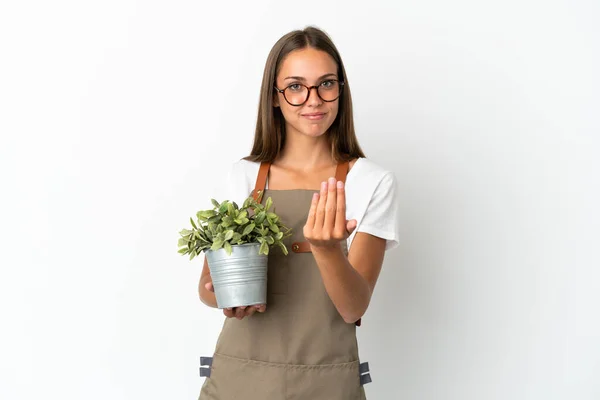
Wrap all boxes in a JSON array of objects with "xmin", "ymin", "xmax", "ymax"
[{"xmin": 214, "ymin": 157, "xmax": 400, "ymax": 252}]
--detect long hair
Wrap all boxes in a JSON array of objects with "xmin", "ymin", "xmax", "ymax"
[{"xmin": 244, "ymin": 26, "xmax": 365, "ymax": 163}]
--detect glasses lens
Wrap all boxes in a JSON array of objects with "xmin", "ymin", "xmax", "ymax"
[
  {"xmin": 284, "ymin": 84, "xmax": 309, "ymax": 106},
  {"xmin": 317, "ymin": 80, "xmax": 341, "ymax": 101}
]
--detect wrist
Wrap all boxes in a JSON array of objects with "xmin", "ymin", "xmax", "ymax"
[{"xmin": 310, "ymin": 241, "xmax": 343, "ymax": 256}]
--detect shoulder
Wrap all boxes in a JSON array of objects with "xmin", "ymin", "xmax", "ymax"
[
  {"xmin": 227, "ymin": 158, "xmax": 260, "ymax": 183},
  {"xmin": 230, "ymin": 158, "xmax": 260, "ymax": 174},
  {"xmin": 220, "ymin": 158, "xmax": 261, "ymax": 204},
  {"xmin": 348, "ymin": 157, "xmax": 395, "ymax": 188}
]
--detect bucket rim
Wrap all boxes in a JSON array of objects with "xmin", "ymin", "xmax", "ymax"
[{"xmin": 203, "ymin": 242, "xmax": 262, "ymax": 254}]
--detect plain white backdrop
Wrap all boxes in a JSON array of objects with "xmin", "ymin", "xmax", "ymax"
[{"xmin": 1, "ymin": 1, "xmax": 599, "ymax": 399}]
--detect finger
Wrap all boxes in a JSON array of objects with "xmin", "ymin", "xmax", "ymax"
[
  {"xmin": 346, "ymin": 219, "xmax": 358, "ymax": 235},
  {"xmin": 245, "ymin": 307, "xmax": 257, "ymax": 317},
  {"xmin": 334, "ymin": 180, "xmax": 347, "ymax": 238},
  {"xmin": 256, "ymin": 304, "xmax": 267, "ymax": 313},
  {"xmin": 235, "ymin": 306, "xmax": 246, "ymax": 320},
  {"xmin": 204, "ymin": 282, "xmax": 214, "ymax": 292},
  {"xmin": 305, "ymin": 192, "xmax": 319, "ymax": 231},
  {"xmin": 223, "ymin": 308, "xmax": 235, "ymax": 318},
  {"xmin": 324, "ymin": 177, "xmax": 337, "ymax": 234},
  {"xmin": 314, "ymin": 181, "xmax": 328, "ymax": 232}
]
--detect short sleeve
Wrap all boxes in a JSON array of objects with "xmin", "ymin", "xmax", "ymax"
[
  {"xmin": 211, "ymin": 160, "xmax": 254, "ymax": 207},
  {"xmin": 356, "ymin": 171, "xmax": 400, "ymax": 251}
]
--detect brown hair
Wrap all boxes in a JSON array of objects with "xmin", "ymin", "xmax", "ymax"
[{"xmin": 244, "ymin": 26, "xmax": 366, "ymax": 163}]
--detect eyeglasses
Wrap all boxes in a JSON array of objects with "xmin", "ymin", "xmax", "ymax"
[{"xmin": 274, "ymin": 79, "xmax": 344, "ymax": 106}]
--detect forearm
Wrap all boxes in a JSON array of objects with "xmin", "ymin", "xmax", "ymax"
[
  {"xmin": 198, "ymin": 274, "xmax": 218, "ymax": 308},
  {"xmin": 311, "ymin": 244, "xmax": 371, "ymax": 323}
]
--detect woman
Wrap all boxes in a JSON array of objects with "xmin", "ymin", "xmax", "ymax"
[{"xmin": 197, "ymin": 26, "xmax": 400, "ymax": 400}]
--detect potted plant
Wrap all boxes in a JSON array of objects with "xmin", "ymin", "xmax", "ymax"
[{"xmin": 178, "ymin": 194, "xmax": 291, "ymax": 309}]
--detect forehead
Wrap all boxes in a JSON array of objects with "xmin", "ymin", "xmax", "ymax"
[{"xmin": 277, "ymin": 47, "xmax": 338, "ymax": 79}]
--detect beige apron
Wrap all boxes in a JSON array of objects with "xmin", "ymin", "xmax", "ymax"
[{"xmin": 199, "ymin": 161, "xmax": 372, "ymax": 400}]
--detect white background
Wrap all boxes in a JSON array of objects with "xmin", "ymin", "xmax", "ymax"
[{"xmin": 1, "ymin": 1, "xmax": 599, "ymax": 399}]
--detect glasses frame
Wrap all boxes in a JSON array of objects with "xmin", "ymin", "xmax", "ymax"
[{"xmin": 274, "ymin": 79, "xmax": 345, "ymax": 107}]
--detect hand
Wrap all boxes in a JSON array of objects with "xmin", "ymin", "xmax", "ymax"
[
  {"xmin": 303, "ymin": 177, "xmax": 357, "ymax": 249},
  {"xmin": 204, "ymin": 282, "xmax": 266, "ymax": 319}
]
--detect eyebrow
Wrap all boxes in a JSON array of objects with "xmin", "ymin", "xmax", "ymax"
[{"xmin": 284, "ymin": 73, "xmax": 338, "ymax": 81}]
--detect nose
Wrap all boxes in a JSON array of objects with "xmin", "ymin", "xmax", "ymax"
[{"xmin": 306, "ymin": 86, "xmax": 322, "ymax": 107}]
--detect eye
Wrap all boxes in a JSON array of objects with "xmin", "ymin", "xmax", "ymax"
[
  {"xmin": 287, "ymin": 83, "xmax": 303, "ymax": 92},
  {"xmin": 320, "ymin": 80, "xmax": 335, "ymax": 89}
]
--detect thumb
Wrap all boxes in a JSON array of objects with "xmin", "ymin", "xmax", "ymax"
[
  {"xmin": 346, "ymin": 219, "xmax": 357, "ymax": 235},
  {"xmin": 204, "ymin": 282, "xmax": 214, "ymax": 292}
]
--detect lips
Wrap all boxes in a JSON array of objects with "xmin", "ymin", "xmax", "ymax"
[{"xmin": 301, "ymin": 112, "xmax": 326, "ymax": 120}]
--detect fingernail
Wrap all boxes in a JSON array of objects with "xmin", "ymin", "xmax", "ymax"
[
  {"xmin": 321, "ymin": 181, "xmax": 327, "ymax": 191},
  {"xmin": 313, "ymin": 193, "xmax": 319, "ymax": 200},
  {"xmin": 337, "ymin": 180, "xmax": 344, "ymax": 189},
  {"xmin": 328, "ymin": 177, "xmax": 335, "ymax": 185}
]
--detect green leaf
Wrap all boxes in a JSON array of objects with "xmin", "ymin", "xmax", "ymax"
[
  {"xmin": 276, "ymin": 241, "xmax": 288, "ymax": 256},
  {"xmin": 178, "ymin": 238, "xmax": 188, "ymax": 247},
  {"xmin": 242, "ymin": 197, "xmax": 251, "ymax": 209},
  {"xmin": 190, "ymin": 217, "xmax": 198, "ymax": 230},
  {"xmin": 256, "ymin": 211, "xmax": 266, "ymax": 225},
  {"xmin": 242, "ymin": 223, "xmax": 255, "ymax": 236},
  {"xmin": 224, "ymin": 241, "xmax": 233, "ymax": 255},
  {"xmin": 178, "ymin": 247, "xmax": 188, "ymax": 254},
  {"xmin": 179, "ymin": 229, "xmax": 192, "ymax": 236},
  {"xmin": 208, "ymin": 215, "xmax": 222, "ymax": 224},
  {"xmin": 259, "ymin": 241, "xmax": 269, "ymax": 255},
  {"xmin": 211, "ymin": 239, "xmax": 224, "ymax": 251},
  {"xmin": 224, "ymin": 230, "xmax": 234, "ymax": 241},
  {"xmin": 211, "ymin": 198, "xmax": 220, "ymax": 208},
  {"xmin": 265, "ymin": 197, "xmax": 273, "ymax": 211},
  {"xmin": 197, "ymin": 210, "xmax": 216, "ymax": 219},
  {"xmin": 218, "ymin": 202, "xmax": 228, "ymax": 214}
]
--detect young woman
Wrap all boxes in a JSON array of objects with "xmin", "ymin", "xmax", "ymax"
[{"xmin": 197, "ymin": 26, "xmax": 400, "ymax": 400}]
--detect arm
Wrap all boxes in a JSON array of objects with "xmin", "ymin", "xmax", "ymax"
[
  {"xmin": 198, "ymin": 257, "xmax": 218, "ymax": 308},
  {"xmin": 304, "ymin": 177, "xmax": 388, "ymax": 323},
  {"xmin": 311, "ymin": 232, "xmax": 386, "ymax": 323}
]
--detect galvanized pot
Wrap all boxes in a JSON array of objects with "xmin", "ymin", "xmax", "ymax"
[{"xmin": 204, "ymin": 243, "xmax": 268, "ymax": 309}]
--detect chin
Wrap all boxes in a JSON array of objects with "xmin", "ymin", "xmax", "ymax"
[{"xmin": 302, "ymin": 128, "xmax": 328, "ymax": 138}]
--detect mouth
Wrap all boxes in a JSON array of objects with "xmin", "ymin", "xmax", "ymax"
[{"xmin": 301, "ymin": 112, "xmax": 327, "ymax": 121}]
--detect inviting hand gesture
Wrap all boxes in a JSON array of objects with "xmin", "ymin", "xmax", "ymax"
[{"xmin": 303, "ymin": 177, "xmax": 358, "ymax": 249}]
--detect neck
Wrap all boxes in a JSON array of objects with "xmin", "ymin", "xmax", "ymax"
[{"xmin": 275, "ymin": 130, "xmax": 335, "ymax": 171}]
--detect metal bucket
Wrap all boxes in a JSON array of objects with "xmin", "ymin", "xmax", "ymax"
[{"xmin": 204, "ymin": 243, "xmax": 268, "ymax": 309}]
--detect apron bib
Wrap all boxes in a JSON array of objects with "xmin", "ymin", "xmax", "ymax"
[{"xmin": 199, "ymin": 161, "xmax": 371, "ymax": 400}]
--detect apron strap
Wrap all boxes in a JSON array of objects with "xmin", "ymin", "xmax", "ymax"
[
  {"xmin": 251, "ymin": 161, "xmax": 271, "ymax": 202},
  {"xmin": 335, "ymin": 159, "xmax": 350, "ymax": 183}
]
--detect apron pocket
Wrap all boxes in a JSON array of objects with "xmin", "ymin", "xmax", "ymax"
[
  {"xmin": 199, "ymin": 353, "xmax": 285, "ymax": 400},
  {"xmin": 285, "ymin": 360, "xmax": 365, "ymax": 400}
]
